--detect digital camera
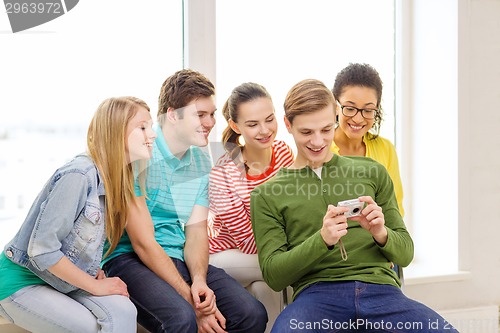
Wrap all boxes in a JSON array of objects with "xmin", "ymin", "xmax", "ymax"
[{"xmin": 337, "ymin": 199, "xmax": 364, "ymax": 218}]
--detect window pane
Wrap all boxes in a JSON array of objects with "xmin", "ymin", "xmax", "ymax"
[
  {"xmin": 402, "ymin": 0, "xmax": 458, "ymax": 276},
  {"xmin": 0, "ymin": 1, "xmax": 183, "ymax": 246},
  {"xmin": 215, "ymin": 0, "xmax": 395, "ymax": 145}
]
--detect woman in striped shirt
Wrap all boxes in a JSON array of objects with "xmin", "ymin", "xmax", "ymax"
[{"xmin": 208, "ymin": 82, "xmax": 293, "ymax": 332}]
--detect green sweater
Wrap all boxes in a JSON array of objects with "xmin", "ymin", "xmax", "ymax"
[{"xmin": 250, "ymin": 154, "xmax": 413, "ymax": 299}]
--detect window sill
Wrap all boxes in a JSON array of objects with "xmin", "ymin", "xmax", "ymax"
[{"xmin": 403, "ymin": 263, "xmax": 471, "ymax": 286}]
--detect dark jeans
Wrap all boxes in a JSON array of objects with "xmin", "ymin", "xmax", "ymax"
[
  {"xmin": 272, "ymin": 281, "xmax": 459, "ymax": 333},
  {"xmin": 104, "ymin": 252, "xmax": 267, "ymax": 333}
]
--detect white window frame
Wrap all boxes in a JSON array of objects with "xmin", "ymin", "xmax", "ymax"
[{"xmin": 184, "ymin": 0, "xmax": 465, "ymax": 283}]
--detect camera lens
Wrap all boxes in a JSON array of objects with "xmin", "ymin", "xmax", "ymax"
[{"xmin": 352, "ymin": 208, "xmax": 360, "ymax": 213}]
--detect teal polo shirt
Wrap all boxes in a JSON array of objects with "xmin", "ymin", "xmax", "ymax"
[{"xmin": 103, "ymin": 124, "xmax": 212, "ymax": 264}]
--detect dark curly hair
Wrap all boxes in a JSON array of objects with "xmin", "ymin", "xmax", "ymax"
[{"xmin": 332, "ymin": 63, "xmax": 383, "ymax": 139}]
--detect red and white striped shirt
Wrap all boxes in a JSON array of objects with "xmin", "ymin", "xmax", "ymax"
[{"xmin": 208, "ymin": 140, "xmax": 294, "ymax": 254}]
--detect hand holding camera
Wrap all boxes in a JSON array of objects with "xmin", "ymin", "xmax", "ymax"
[
  {"xmin": 339, "ymin": 196, "xmax": 388, "ymax": 246},
  {"xmin": 337, "ymin": 199, "xmax": 365, "ymax": 218},
  {"xmin": 321, "ymin": 204, "xmax": 348, "ymax": 247}
]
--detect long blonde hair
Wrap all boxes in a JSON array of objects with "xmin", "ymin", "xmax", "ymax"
[{"xmin": 87, "ymin": 96, "xmax": 150, "ymax": 257}]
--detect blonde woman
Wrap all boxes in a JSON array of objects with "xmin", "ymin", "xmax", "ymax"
[
  {"xmin": 0, "ymin": 97, "xmax": 157, "ymax": 333},
  {"xmin": 102, "ymin": 70, "xmax": 267, "ymax": 333}
]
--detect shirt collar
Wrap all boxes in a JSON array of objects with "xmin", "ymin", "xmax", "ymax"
[
  {"xmin": 154, "ymin": 124, "xmax": 193, "ymax": 168},
  {"xmin": 96, "ymin": 170, "xmax": 105, "ymax": 196}
]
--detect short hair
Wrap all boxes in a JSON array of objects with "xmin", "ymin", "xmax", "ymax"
[
  {"xmin": 157, "ymin": 68, "xmax": 215, "ymax": 121},
  {"xmin": 284, "ymin": 79, "xmax": 334, "ymax": 125}
]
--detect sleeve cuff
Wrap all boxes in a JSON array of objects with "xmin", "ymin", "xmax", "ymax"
[{"xmin": 30, "ymin": 251, "xmax": 64, "ymax": 271}]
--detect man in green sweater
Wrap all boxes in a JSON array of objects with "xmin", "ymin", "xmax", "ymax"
[{"xmin": 250, "ymin": 79, "xmax": 457, "ymax": 332}]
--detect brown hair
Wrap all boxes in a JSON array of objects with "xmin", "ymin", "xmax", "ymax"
[
  {"xmin": 284, "ymin": 79, "xmax": 335, "ymax": 125},
  {"xmin": 221, "ymin": 82, "xmax": 272, "ymax": 158},
  {"xmin": 158, "ymin": 69, "xmax": 215, "ymax": 121}
]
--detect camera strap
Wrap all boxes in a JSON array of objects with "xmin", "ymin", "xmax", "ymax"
[{"xmin": 338, "ymin": 239, "xmax": 348, "ymax": 261}]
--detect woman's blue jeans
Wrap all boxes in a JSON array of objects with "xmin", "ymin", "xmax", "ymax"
[
  {"xmin": 272, "ymin": 281, "xmax": 458, "ymax": 333},
  {"xmin": 0, "ymin": 285, "xmax": 137, "ymax": 333},
  {"xmin": 103, "ymin": 252, "xmax": 267, "ymax": 333}
]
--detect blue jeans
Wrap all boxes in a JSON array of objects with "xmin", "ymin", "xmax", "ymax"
[
  {"xmin": 104, "ymin": 252, "xmax": 267, "ymax": 333},
  {"xmin": 0, "ymin": 285, "xmax": 137, "ymax": 333},
  {"xmin": 272, "ymin": 281, "xmax": 459, "ymax": 333}
]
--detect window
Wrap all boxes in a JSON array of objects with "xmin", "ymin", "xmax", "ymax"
[
  {"xmin": 395, "ymin": 0, "xmax": 459, "ymax": 278},
  {"xmin": 215, "ymin": 0, "xmax": 396, "ymax": 146},
  {"xmin": 1, "ymin": 1, "xmax": 460, "ymax": 280},
  {"xmin": 214, "ymin": 0, "xmax": 460, "ymax": 279},
  {"xmin": 0, "ymin": 1, "xmax": 183, "ymax": 246}
]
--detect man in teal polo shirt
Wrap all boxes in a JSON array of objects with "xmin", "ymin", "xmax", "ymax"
[{"xmin": 103, "ymin": 69, "xmax": 267, "ymax": 333}]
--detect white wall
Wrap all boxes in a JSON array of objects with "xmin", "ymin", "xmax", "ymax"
[{"xmin": 403, "ymin": 0, "xmax": 500, "ymax": 315}]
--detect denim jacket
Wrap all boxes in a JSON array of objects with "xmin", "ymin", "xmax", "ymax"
[{"xmin": 3, "ymin": 154, "xmax": 106, "ymax": 293}]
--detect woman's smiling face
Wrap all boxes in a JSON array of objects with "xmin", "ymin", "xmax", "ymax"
[{"xmin": 336, "ymin": 85, "xmax": 378, "ymax": 141}]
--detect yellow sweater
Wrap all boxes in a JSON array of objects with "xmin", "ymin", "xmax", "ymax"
[{"xmin": 331, "ymin": 135, "xmax": 404, "ymax": 216}]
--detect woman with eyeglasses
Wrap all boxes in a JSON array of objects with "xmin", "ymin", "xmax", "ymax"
[{"xmin": 332, "ymin": 63, "xmax": 404, "ymax": 216}]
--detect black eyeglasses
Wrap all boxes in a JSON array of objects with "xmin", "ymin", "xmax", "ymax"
[{"xmin": 336, "ymin": 101, "xmax": 378, "ymax": 120}]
